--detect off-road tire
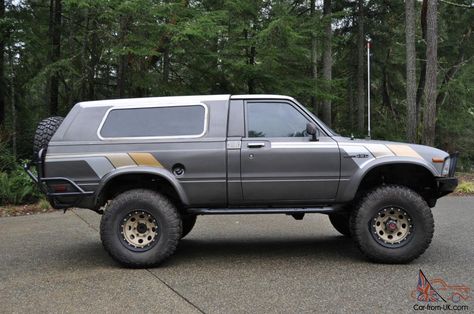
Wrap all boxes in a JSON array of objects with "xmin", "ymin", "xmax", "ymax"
[
  {"xmin": 181, "ymin": 215, "xmax": 197, "ymax": 239},
  {"xmin": 100, "ymin": 189, "xmax": 181, "ymax": 268},
  {"xmin": 350, "ymin": 185, "xmax": 434, "ymax": 264},
  {"xmin": 33, "ymin": 116, "xmax": 64, "ymax": 158},
  {"xmin": 329, "ymin": 211, "xmax": 351, "ymax": 237}
]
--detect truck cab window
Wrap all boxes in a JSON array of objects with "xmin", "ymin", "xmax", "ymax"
[{"xmin": 247, "ymin": 102, "xmax": 309, "ymax": 138}]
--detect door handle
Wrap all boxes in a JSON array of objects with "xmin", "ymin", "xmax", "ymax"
[{"xmin": 247, "ymin": 142, "xmax": 265, "ymax": 148}]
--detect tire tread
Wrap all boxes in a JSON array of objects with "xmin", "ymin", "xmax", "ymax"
[
  {"xmin": 350, "ymin": 185, "xmax": 434, "ymax": 263},
  {"xmin": 100, "ymin": 189, "xmax": 181, "ymax": 268},
  {"xmin": 33, "ymin": 116, "xmax": 64, "ymax": 157}
]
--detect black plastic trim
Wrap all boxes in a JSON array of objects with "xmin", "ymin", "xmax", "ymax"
[
  {"xmin": 437, "ymin": 177, "xmax": 458, "ymax": 197},
  {"xmin": 24, "ymin": 149, "xmax": 94, "ymax": 209},
  {"xmin": 186, "ymin": 206, "xmax": 344, "ymax": 215},
  {"xmin": 448, "ymin": 152, "xmax": 459, "ymax": 177}
]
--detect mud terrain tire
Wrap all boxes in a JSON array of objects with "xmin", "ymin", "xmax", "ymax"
[
  {"xmin": 33, "ymin": 116, "xmax": 64, "ymax": 158},
  {"xmin": 350, "ymin": 185, "xmax": 434, "ymax": 264},
  {"xmin": 100, "ymin": 189, "xmax": 181, "ymax": 268}
]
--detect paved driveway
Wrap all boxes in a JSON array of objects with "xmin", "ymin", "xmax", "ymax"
[{"xmin": 0, "ymin": 197, "xmax": 472, "ymax": 313}]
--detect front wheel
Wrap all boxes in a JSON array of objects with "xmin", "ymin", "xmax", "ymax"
[
  {"xmin": 100, "ymin": 189, "xmax": 181, "ymax": 268},
  {"xmin": 350, "ymin": 185, "xmax": 434, "ymax": 264}
]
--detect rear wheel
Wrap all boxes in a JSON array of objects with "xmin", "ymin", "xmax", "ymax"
[
  {"xmin": 350, "ymin": 185, "xmax": 434, "ymax": 264},
  {"xmin": 100, "ymin": 189, "xmax": 181, "ymax": 268}
]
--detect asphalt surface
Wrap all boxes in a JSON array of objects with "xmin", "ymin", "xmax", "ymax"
[{"xmin": 0, "ymin": 197, "xmax": 472, "ymax": 313}]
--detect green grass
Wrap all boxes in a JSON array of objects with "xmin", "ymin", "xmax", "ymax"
[
  {"xmin": 455, "ymin": 181, "xmax": 474, "ymax": 194},
  {"xmin": 38, "ymin": 198, "xmax": 51, "ymax": 210}
]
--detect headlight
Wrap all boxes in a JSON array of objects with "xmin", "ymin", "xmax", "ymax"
[{"xmin": 441, "ymin": 157, "xmax": 451, "ymax": 176}]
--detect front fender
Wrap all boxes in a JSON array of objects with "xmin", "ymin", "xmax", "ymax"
[
  {"xmin": 95, "ymin": 166, "xmax": 189, "ymax": 205},
  {"xmin": 336, "ymin": 156, "xmax": 438, "ymax": 202}
]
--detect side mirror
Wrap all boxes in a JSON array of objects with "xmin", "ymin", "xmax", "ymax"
[{"xmin": 306, "ymin": 122, "xmax": 319, "ymax": 142}]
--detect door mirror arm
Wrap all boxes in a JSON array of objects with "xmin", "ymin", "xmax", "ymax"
[{"xmin": 306, "ymin": 123, "xmax": 319, "ymax": 142}]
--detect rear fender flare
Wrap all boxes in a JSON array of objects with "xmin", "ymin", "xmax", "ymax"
[{"xmin": 95, "ymin": 166, "xmax": 189, "ymax": 205}]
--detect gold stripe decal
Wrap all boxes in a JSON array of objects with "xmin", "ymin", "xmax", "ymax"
[
  {"xmin": 129, "ymin": 152, "xmax": 163, "ymax": 168},
  {"xmin": 365, "ymin": 144, "xmax": 395, "ymax": 158},
  {"xmin": 387, "ymin": 145, "xmax": 422, "ymax": 159},
  {"xmin": 107, "ymin": 153, "xmax": 136, "ymax": 168}
]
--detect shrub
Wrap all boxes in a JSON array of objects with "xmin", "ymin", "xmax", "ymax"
[
  {"xmin": 0, "ymin": 166, "xmax": 41, "ymax": 205},
  {"xmin": 0, "ymin": 142, "xmax": 17, "ymax": 172},
  {"xmin": 456, "ymin": 181, "xmax": 474, "ymax": 194}
]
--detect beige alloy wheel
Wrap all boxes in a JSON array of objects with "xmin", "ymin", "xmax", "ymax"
[
  {"xmin": 371, "ymin": 207, "xmax": 413, "ymax": 247},
  {"xmin": 121, "ymin": 211, "xmax": 158, "ymax": 249}
]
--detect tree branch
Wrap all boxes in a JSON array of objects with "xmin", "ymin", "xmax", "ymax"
[{"xmin": 439, "ymin": 0, "xmax": 474, "ymax": 9}]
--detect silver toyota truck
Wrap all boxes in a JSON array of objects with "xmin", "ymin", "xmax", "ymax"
[{"xmin": 25, "ymin": 94, "xmax": 458, "ymax": 267}]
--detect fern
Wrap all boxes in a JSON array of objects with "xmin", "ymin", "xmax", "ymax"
[{"xmin": 0, "ymin": 166, "xmax": 41, "ymax": 206}]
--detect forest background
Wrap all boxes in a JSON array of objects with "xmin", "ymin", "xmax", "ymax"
[{"xmin": 0, "ymin": 0, "xmax": 473, "ymax": 207}]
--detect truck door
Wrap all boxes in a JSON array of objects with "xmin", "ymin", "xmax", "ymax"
[{"xmin": 240, "ymin": 100, "xmax": 340, "ymax": 205}]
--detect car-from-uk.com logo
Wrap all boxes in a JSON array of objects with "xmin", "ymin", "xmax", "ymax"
[{"xmin": 411, "ymin": 270, "xmax": 470, "ymax": 311}]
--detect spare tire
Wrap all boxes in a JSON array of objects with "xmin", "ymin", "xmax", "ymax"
[{"xmin": 33, "ymin": 116, "xmax": 64, "ymax": 159}]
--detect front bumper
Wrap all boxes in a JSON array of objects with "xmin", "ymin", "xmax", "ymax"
[
  {"xmin": 436, "ymin": 152, "xmax": 459, "ymax": 198},
  {"xmin": 437, "ymin": 177, "xmax": 458, "ymax": 197}
]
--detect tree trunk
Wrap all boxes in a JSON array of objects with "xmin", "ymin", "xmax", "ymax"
[
  {"xmin": 416, "ymin": 0, "xmax": 428, "ymax": 124},
  {"xmin": 117, "ymin": 15, "xmax": 129, "ymax": 98},
  {"xmin": 310, "ymin": 0, "xmax": 318, "ymax": 115},
  {"xmin": 117, "ymin": 55, "xmax": 127, "ymax": 98},
  {"xmin": 382, "ymin": 50, "xmax": 395, "ymax": 116},
  {"xmin": 81, "ymin": 9, "xmax": 90, "ymax": 101},
  {"xmin": 356, "ymin": 0, "xmax": 365, "ymax": 132},
  {"xmin": 8, "ymin": 48, "xmax": 16, "ymax": 158},
  {"xmin": 247, "ymin": 45, "xmax": 256, "ymax": 93},
  {"xmin": 88, "ymin": 18, "xmax": 99, "ymax": 100},
  {"xmin": 244, "ymin": 29, "xmax": 256, "ymax": 94},
  {"xmin": 49, "ymin": 0, "xmax": 62, "ymax": 115},
  {"xmin": 348, "ymin": 80, "xmax": 354, "ymax": 130},
  {"xmin": 0, "ymin": 0, "xmax": 5, "ymax": 126},
  {"xmin": 405, "ymin": 0, "xmax": 417, "ymax": 142},
  {"xmin": 163, "ymin": 46, "xmax": 170, "ymax": 83},
  {"xmin": 422, "ymin": 0, "xmax": 438, "ymax": 146},
  {"xmin": 322, "ymin": 0, "xmax": 332, "ymax": 127}
]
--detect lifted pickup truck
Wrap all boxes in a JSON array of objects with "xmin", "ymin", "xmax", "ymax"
[{"xmin": 26, "ymin": 95, "xmax": 458, "ymax": 267}]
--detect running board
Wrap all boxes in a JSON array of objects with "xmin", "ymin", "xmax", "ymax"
[{"xmin": 186, "ymin": 206, "xmax": 343, "ymax": 215}]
